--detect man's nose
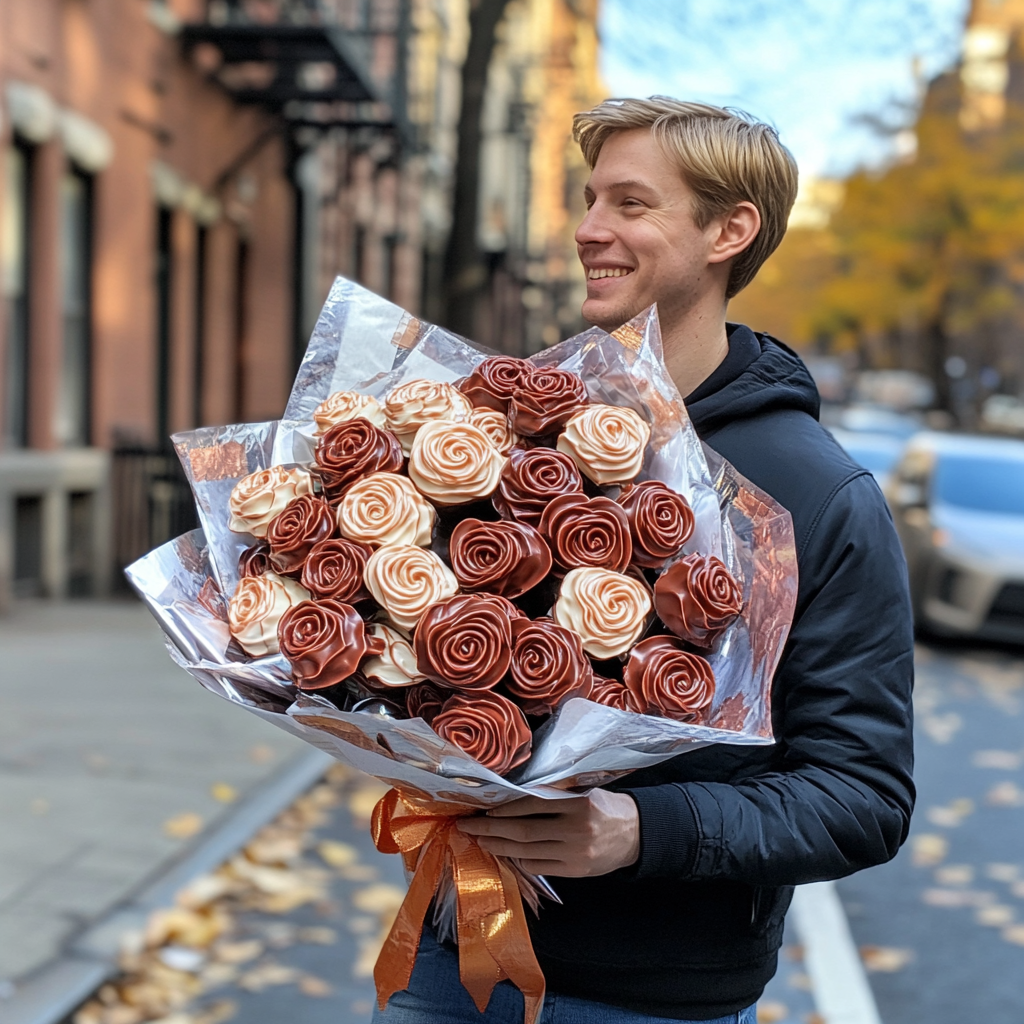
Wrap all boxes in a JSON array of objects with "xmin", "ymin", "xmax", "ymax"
[{"xmin": 575, "ymin": 202, "xmax": 616, "ymax": 248}]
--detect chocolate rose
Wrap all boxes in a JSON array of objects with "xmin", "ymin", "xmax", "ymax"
[
  {"xmin": 238, "ymin": 542, "xmax": 271, "ymax": 578},
  {"xmin": 266, "ymin": 495, "xmax": 336, "ymax": 576},
  {"xmin": 228, "ymin": 572, "xmax": 309, "ymax": 656},
  {"xmin": 617, "ymin": 481, "xmax": 695, "ymax": 568},
  {"xmin": 362, "ymin": 623, "xmax": 427, "ymax": 688},
  {"xmin": 506, "ymin": 617, "xmax": 593, "ymax": 714},
  {"xmin": 300, "ymin": 537, "xmax": 373, "ymax": 602},
  {"xmin": 458, "ymin": 356, "xmax": 528, "ymax": 412},
  {"xmin": 364, "ymin": 544, "xmax": 459, "ymax": 630},
  {"xmin": 589, "ymin": 675, "xmax": 639, "ymax": 713},
  {"xmin": 337, "ymin": 472, "xmax": 435, "ymax": 548},
  {"xmin": 468, "ymin": 407, "xmax": 518, "ymax": 455},
  {"xmin": 405, "ymin": 681, "xmax": 451, "ymax": 723},
  {"xmin": 654, "ymin": 553, "xmax": 743, "ymax": 648},
  {"xmin": 624, "ymin": 635, "xmax": 716, "ymax": 721},
  {"xmin": 278, "ymin": 599, "xmax": 384, "ymax": 690},
  {"xmin": 509, "ymin": 368, "xmax": 588, "ymax": 437},
  {"xmin": 488, "ymin": 595, "xmax": 528, "ymax": 623},
  {"xmin": 556, "ymin": 404, "xmax": 650, "ymax": 484},
  {"xmin": 448, "ymin": 518, "xmax": 552, "ymax": 598},
  {"xmin": 414, "ymin": 594, "xmax": 513, "ymax": 691},
  {"xmin": 407, "ymin": 420, "xmax": 506, "ymax": 505},
  {"xmin": 552, "ymin": 566, "xmax": 651, "ymax": 659},
  {"xmin": 432, "ymin": 690, "xmax": 532, "ymax": 776},
  {"xmin": 539, "ymin": 493, "xmax": 632, "ymax": 573},
  {"xmin": 314, "ymin": 419, "xmax": 403, "ymax": 500},
  {"xmin": 383, "ymin": 378, "xmax": 473, "ymax": 454},
  {"xmin": 492, "ymin": 447, "xmax": 584, "ymax": 527},
  {"xmin": 313, "ymin": 390, "xmax": 386, "ymax": 434},
  {"xmin": 229, "ymin": 466, "xmax": 313, "ymax": 538}
]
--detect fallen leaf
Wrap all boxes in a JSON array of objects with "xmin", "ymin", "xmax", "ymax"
[
  {"xmin": 163, "ymin": 814, "xmax": 204, "ymax": 840},
  {"xmin": 973, "ymin": 750, "xmax": 1021, "ymax": 770},
  {"xmin": 860, "ymin": 945, "xmax": 914, "ymax": 972},
  {"xmin": 911, "ymin": 833, "xmax": 948, "ymax": 866},
  {"xmin": 198, "ymin": 963, "xmax": 238, "ymax": 987},
  {"xmin": 158, "ymin": 947, "xmax": 206, "ymax": 973},
  {"xmin": 923, "ymin": 712, "xmax": 962, "ymax": 744},
  {"xmin": 347, "ymin": 915, "xmax": 377, "ymax": 934},
  {"xmin": 1002, "ymin": 925, "xmax": 1024, "ymax": 946},
  {"xmin": 297, "ymin": 926, "xmax": 337, "ymax": 945},
  {"xmin": 176, "ymin": 875, "xmax": 234, "ymax": 910},
  {"xmin": 976, "ymin": 904, "xmax": 1015, "ymax": 927},
  {"xmin": 756, "ymin": 1001, "xmax": 789, "ymax": 1023},
  {"xmin": 787, "ymin": 971, "xmax": 812, "ymax": 991},
  {"xmin": 194, "ymin": 1000, "xmax": 237, "ymax": 1024},
  {"xmin": 987, "ymin": 781, "xmax": 1024, "ymax": 807},
  {"xmin": 1012, "ymin": 881, "xmax": 1024, "ymax": 899},
  {"xmin": 298, "ymin": 975, "xmax": 334, "ymax": 997},
  {"xmin": 922, "ymin": 888, "xmax": 985, "ymax": 908},
  {"xmin": 245, "ymin": 834, "xmax": 303, "ymax": 865},
  {"xmin": 210, "ymin": 783, "xmax": 237, "ymax": 804},
  {"xmin": 353, "ymin": 883, "xmax": 406, "ymax": 915},
  {"xmin": 318, "ymin": 839, "xmax": 358, "ymax": 869},
  {"xmin": 248, "ymin": 745, "xmax": 275, "ymax": 764},
  {"xmin": 986, "ymin": 863, "xmax": 1019, "ymax": 883},
  {"xmin": 237, "ymin": 962, "xmax": 301, "ymax": 991},
  {"xmin": 340, "ymin": 863, "xmax": 379, "ymax": 882},
  {"xmin": 935, "ymin": 864, "xmax": 973, "ymax": 886},
  {"xmin": 211, "ymin": 940, "xmax": 263, "ymax": 965}
]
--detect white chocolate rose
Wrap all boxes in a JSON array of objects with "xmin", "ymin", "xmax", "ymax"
[
  {"xmin": 468, "ymin": 407, "xmax": 518, "ymax": 455},
  {"xmin": 336, "ymin": 472, "xmax": 435, "ymax": 548},
  {"xmin": 552, "ymin": 566, "xmax": 651, "ymax": 659},
  {"xmin": 383, "ymin": 378, "xmax": 472, "ymax": 454},
  {"xmin": 556, "ymin": 405, "xmax": 651, "ymax": 485},
  {"xmin": 228, "ymin": 466, "xmax": 313, "ymax": 538},
  {"xmin": 364, "ymin": 545, "xmax": 459, "ymax": 631},
  {"xmin": 361, "ymin": 623, "xmax": 427, "ymax": 687},
  {"xmin": 313, "ymin": 390, "xmax": 385, "ymax": 434},
  {"xmin": 228, "ymin": 571, "xmax": 310, "ymax": 656},
  {"xmin": 407, "ymin": 420, "xmax": 506, "ymax": 505}
]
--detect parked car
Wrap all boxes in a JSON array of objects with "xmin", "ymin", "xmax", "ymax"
[
  {"xmin": 886, "ymin": 433, "xmax": 1024, "ymax": 643},
  {"xmin": 827, "ymin": 427, "xmax": 905, "ymax": 489},
  {"xmin": 836, "ymin": 404, "xmax": 922, "ymax": 439}
]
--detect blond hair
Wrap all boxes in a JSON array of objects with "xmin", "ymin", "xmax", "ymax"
[{"xmin": 573, "ymin": 97, "xmax": 798, "ymax": 298}]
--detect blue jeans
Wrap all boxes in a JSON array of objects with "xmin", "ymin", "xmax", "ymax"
[{"xmin": 371, "ymin": 926, "xmax": 758, "ymax": 1024}]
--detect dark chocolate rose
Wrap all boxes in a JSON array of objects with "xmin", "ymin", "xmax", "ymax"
[
  {"xmin": 301, "ymin": 537, "xmax": 373, "ymax": 603},
  {"xmin": 654, "ymin": 553, "xmax": 743, "ymax": 648},
  {"xmin": 405, "ymin": 681, "xmax": 451, "ymax": 723},
  {"xmin": 278, "ymin": 599, "xmax": 385, "ymax": 690},
  {"xmin": 623, "ymin": 635, "xmax": 715, "ymax": 721},
  {"xmin": 414, "ymin": 594, "xmax": 513, "ymax": 691},
  {"xmin": 539, "ymin": 493, "xmax": 632, "ymax": 573},
  {"xmin": 492, "ymin": 447, "xmax": 584, "ymax": 528},
  {"xmin": 588, "ymin": 675, "xmax": 639, "ymax": 713},
  {"xmin": 238, "ymin": 542, "xmax": 271, "ymax": 578},
  {"xmin": 509, "ymin": 368, "xmax": 589, "ymax": 437},
  {"xmin": 267, "ymin": 495, "xmax": 336, "ymax": 576},
  {"xmin": 432, "ymin": 690, "xmax": 532, "ymax": 775},
  {"xmin": 617, "ymin": 480, "xmax": 695, "ymax": 568},
  {"xmin": 314, "ymin": 418, "xmax": 404, "ymax": 500},
  {"xmin": 506, "ymin": 617, "xmax": 593, "ymax": 715},
  {"xmin": 458, "ymin": 356, "xmax": 528, "ymax": 412},
  {"xmin": 448, "ymin": 518, "xmax": 552, "ymax": 598}
]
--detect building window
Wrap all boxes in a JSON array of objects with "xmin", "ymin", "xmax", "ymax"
[
  {"xmin": 194, "ymin": 225, "xmax": 207, "ymax": 427},
  {"xmin": 155, "ymin": 207, "xmax": 173, "ymax": 445},
  {"xmin": 57, "ymin": 169, "xmax": 93, "ymax": 447},
  {"xmin": 2, "ymin": 141, "xmax": 32, "ymax": 448}
]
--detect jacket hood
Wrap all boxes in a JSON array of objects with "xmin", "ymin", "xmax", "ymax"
[{"xmin": 684, "ymin": 328, "xmax": 821, "ymax": 437}]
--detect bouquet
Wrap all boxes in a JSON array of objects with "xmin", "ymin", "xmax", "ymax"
[{"xmin": 127, "ymin": 278, "xmax": 798, "ymax": 1024}]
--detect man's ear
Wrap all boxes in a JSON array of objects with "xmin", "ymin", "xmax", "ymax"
[{"xmin": 707, "ymin": 201, "xmax": 761, "ymax": 265}]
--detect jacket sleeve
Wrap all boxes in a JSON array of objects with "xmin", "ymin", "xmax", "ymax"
[{"xmin": 623, "ymin": 473, "xmax": 916, "ymax": 887}]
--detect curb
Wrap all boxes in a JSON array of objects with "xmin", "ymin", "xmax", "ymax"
[{"xmin": 0, "ymin": 748, "xmax": 333, "ymax": 1024}]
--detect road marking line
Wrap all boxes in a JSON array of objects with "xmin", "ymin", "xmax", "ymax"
[{"xmin": 790, "ymin": 880, "xmax": 883, "ymax": 1024}]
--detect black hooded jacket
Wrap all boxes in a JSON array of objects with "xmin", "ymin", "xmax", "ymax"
[{"xmin": 528, "ymin": 325, "xmax": 916, "ymax": 1019}]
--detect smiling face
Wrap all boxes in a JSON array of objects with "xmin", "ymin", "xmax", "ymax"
[{"xmin": 575, "ymin": 129, "xmax": 728, "ymax": 333}]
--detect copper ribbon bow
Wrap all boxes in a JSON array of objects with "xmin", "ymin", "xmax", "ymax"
[{"xmin": 371, "ymin": 788, "xmax": 546, "ymax": 1024}]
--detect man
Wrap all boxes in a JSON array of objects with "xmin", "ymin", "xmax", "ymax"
[{"xmin": 375, "ymin": 98, "xmax": 915, "ymax": 1023}]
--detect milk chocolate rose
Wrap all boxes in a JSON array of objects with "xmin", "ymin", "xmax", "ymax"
[
  {"xmin": 313, "ymin": 390, "xmax": 386, "ymax": 433},
  {"xmin": 266, "ymin": 494, "xmax": 336, "ymax": 576},
  {"xmin": 361, "ymin": 623, "xmax": 427, "ymax": 688},
  {"xmin": 509, "ymin": 368, "xmax": 588, "ymax": 437},
  {"xmin": 314, "ymin": 419, "xmax": 403, "ymax": 500},
  {"xmin": 278, "ymin": 599, "xmax": 384, "ymax": 691},
  {"xmin": 552, "ymin": 567, "xmax": 651, "ymax": 659},
  {"xmin": 228, "ymin": 572, "xmax": 309, "ymax": 656},
  {"xmin": 624, "ymin": 635, "xmax": 716, "ymax": 721},
  {"xmin": 414, "ymin": 594, "xmax": 513, "ymax": 691},
  {"xmin": 432, "ymin": 690, "xmax": 532, "ymax": 776},
  {"xmin": 539, "ymin": 493, "xmax": 632, "ymax": 573},
  {"xmin": 238, "ymin": 543, "xmax": 271, "ymax": 578},
  {"xmin": 618, "ymin": 481, "xmax": 695, "ymax": 568},
  {"xmin": 364, "ymin": 544, "xmax": 459, "ymax": 630},
  {"xmin": 337, "ymin": 472, "xmax": 435, "ymax": 548},
  {"xmin": 654, "ymin": 553, "xmax": 743, "ymax": 649},
  {"xmin": 459, "ymin": 356, "xmax": 527, "ymax": 412},
  {"xmin": 301, "ymin": 537, "xmax": 372, "ymax": 602},
  {"xmin": 468, "ymin": 408, "xmax": 518, "ymax": 455},
  {"xmin": 556, "ymin": 404, "xmax": 650, "ymax": 485},
  {"xmin": 383, "ymin": 378, "xmax": 473, "ymax": 454},
  {"xmin": 405, "ymin": 681, "xmax": 451, "ymax": 723},
  {"xmin": 492, "ymin": 447, "xmax": 584, "ymax": 527},
  {"xmin": 589, "ymin": 675, "xmax": 639, "ymax": 713},
  {"xmin": 506, "ymin": 617, "xmax": 592, "ymax": 715},
  {"xmin": 407, "ymin": 420, "xmax": 506, "ymax": 505},
  {"xmin": 229, "ymin": 466, "xmax": 313, "ymax": 538},
  {"xmin": 448, "ymin": 518, "xmax": 552, "ymax": 598}
]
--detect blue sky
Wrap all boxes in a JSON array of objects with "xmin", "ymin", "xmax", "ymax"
[{"xmin": 600, "ymin": 0, "xmax": 971, "ymax": 179}]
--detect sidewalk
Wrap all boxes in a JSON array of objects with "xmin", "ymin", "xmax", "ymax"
[{"xmin": 0, "ymin": 599, "xmax": 307, "ymax": 989}]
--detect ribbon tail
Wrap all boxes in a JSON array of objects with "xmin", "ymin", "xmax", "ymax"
[{"xmin": 488, "ymin": 858, "xmax": 546, "ymax": 1024}]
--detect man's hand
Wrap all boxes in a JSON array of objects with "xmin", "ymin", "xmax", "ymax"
[{"xmin": 456, "ymin": 790, "xmax": 640, "ymax": 877}]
